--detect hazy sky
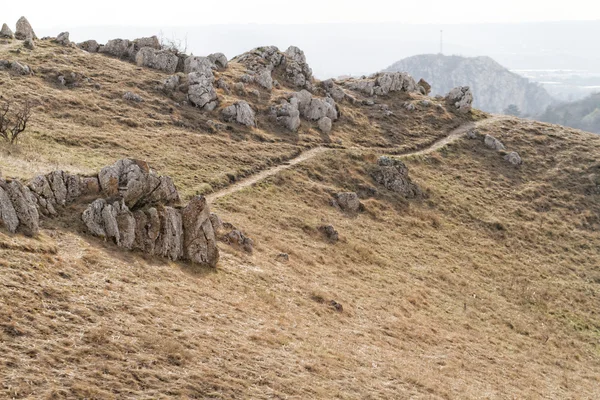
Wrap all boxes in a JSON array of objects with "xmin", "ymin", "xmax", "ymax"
[{"xmin": 4, "ymin": 1, "xmax": 600, "ymax": 28}]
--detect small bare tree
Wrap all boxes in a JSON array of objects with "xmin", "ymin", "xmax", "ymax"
[
  {"xmin": 0, "ymin": 99, "xmax": 32, "ymax": 144},
  {"xmin": 158, "ymin": 30, "xmax": 188, "ymax": 55}
]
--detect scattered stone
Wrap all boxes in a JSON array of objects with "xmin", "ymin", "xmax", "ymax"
[
  {"xmin": 123, "ymin": 91, "xmax": 143, "ymax": 102},
  {"xmin": 54, "ymin": 32, "xmax": 70, "ymax": 46},
  {"xmin": 15, "ymin": 17, "xmax": 37, "ymax": 40},
  {"xmin": 0, "ymin": 23, "xmax": 14, "ymax": 39},
  {"xmin": 78, "ymin": 40, "xmax": 99, "ymax": 53},
  {"xmin": 404, "ymin": 102, "xmax": 415, "ymax": 111},
  {"xmin": 23, "ymin": 38, "xmax": 35, "ymax": 50},
  {"xmin": 222, "ymin": 101, "xmax": 256, "ymax": 127},
  {"xmin": 329, "ymin": 300, "xmax": 343, "ymax": 312},
  {"xmin": 421, "ymin": 100, "xmax": 432, "ymax": 107},
  {"xmin": 234, "ymin": 82, "xmax": 246, "ymax": 94},
  {"xmin": 372, "ymin": 156, "xmax": 421, "ymax": 198},
  {"xmin": 209, "ymin": 212, "xmax": 224, "ymax": 234},
  {"xmin": 182, "ymin": 196, "xmax": 219, "ymax": 267},
  {"xmin": 484, "ymin": 134, "xmax": 506, "ymax": 151},
  {"xmin": 333, "ymin": 192, "xmax": 362, "ymax": 213},
  {"xmin": 466, "ymin": 128, "xmax": 479, "ymax": 139},
  {"xmin": 5, "ymin": 61, "xmax": 32, "ymax": 75},
  {"xmin": 136, "ymin": 48, "xmax": 178, "ymax": 73},
  {"xmin": 321, "ymin": 79, "xmax": 346, "ymax": 102},
  {"xmin": 446, "ymin": 86, "xmax": 473, "ymax": 113},
  {"xmin": 318, "ymin": 224, "xmax": 339, "ymax": 243},
  {"xmin": 223, "ymin": 229, "xmax": 254, "ymax": 253},
  {"xmin": 504, "ymin": 151, "xmax": 523, "ymax": 166}
]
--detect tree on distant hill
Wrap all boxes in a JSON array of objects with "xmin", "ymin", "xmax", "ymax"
[
  {"xmin": 504, "ymin": 104, "xmax": 521, "ymax": 117},
  {"xmin": 0, "ymin": 99, "xmax": 32, "ymax": 144}
]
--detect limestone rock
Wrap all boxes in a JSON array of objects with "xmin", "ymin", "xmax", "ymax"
[
  {"xmin": 100, "ymin": 39, "xmax": 131, "ymax": 58},
  {"xmin": 322, "ymin": 79, "xmax": 346, "ymax": 102},
  {"xmin": 128, "ymin": 36, "xmax": 161, "ymax": 59},
  {"xmin": 418, "ymin": 78, "xmax": 431, "ymax": 95},
  {"xmin": 3, "ymin": 180, "xmax": 39, "ymax": 236},
  {"xmin": 163, "ymin": 75, "xmax": 180, "ymax": 92},
  {"xmin": 133, "ymin": 207, "xmax": 161, "ymax": 254},
  {"xmin": 318, "ymin": 117, "xmax": 332, "ymax": 133},
  {"xmin": 82, "ymin": 198, "xmax": 108, "ymax": 237},
  {"xmin": 188, "ymin": 71, "xmax": 217, "ymax": 109},
  {"xmin": 80, "ymin": 177, "xmax": 101, "ymax": 195},
  {"xmin": 156, "ymin": 206, "xmax": 184, "ymax": 261},
  {"xmin": 234, "ymin": 46, "xmax": 284, "ymax": 73},
  {"xmin": 333, "ymin": 192, "xmax": 361, "ymax": 213},
  {"xmin": 372, "ymin": 156, "xmax": 421, "ymax": 198},
  {"xmin": 209, "ymin": 212, "xmax": 224, "ymax": 234},
  {"xmin": 78, "ymin": 40, "xmax": 99, "ymax": 53},
  {"xmin": 0, "ymin": 183, "xmax": 19, "ymax": 233},
  {"xmin": 484, "ymin": 134, "xmax": 506, "ymax": 151},
  {"xmin": 446, "ymin": 86, "xmax": 473, "ymax": 113},
  {"xmin": 184, "ymin": 56, "xmax": 214, "ymax": 75},
  {"xmin": 15, "ymin": 17, "xmax": 37, "ymax": 40},
  {"xmin": 504, "ymin": 151, "xmax": 523, "ymax": 166},
  {"xmin": 254, "ymin": 69, "xmax": 273, "ymax": 90},
  {"xmin": 283, "ymin": 46, "xmax": 313, "ymax": 88},
  {"xmin": 222, "ymin": 101, "xmax": 256, "ymax": 127},
  {"xmin": 116, "ymin": 203, "xmax": 136, "ymax": 249},
  {"xmin": 223, "ymin": 229, "xmax": 254, "ymax": 253},
  {"xmin": 135, "ymin": 48, "xmax": 178, "ymax": 74},
  {"xmin": 0, "ymin": 23, "xmax": 14, "ymax": 39},
  {"xmin": 271, "ymin": 98, "xmax": 301, "ymax": 131},
  {"xmin": 23, "ymin": 38, "xmax": 35, "ymax": 50},
  {"xmin": 10, "ymin": 61, "xmax": 31, "ymax": 75},
  {"xmin": 55, "ymin": 32, "xmax": 70, "ymax": 46},
  {"xmin": 343, "ymin": 72, "xmax": 418, "ymax": 97},
  {"xmin": 208, "ymin": 53, "xmax": 228, "ymax": 69},
  {"xmin": 182, "ymin": 196, "xmax": 219, "ymax": 267}
]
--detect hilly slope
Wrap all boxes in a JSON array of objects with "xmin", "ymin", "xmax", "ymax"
[
  {"xmin": 539, "ymin": 92, "xmax": 600, "ymax": 134},
  {"xmin": 1, "ymin": 32, "xmax": 600, "ymax": 399},
  {"xmin": 385, "ymin": 54, "xmax": 554, "ymax": 115}
]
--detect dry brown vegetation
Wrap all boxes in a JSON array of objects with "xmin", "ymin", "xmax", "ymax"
[{"xmin": 1, "ymin": 40, "xmax": 599, "ymax": 399}]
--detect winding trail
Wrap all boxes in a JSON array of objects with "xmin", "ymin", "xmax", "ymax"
[{"xmin": 207, "ymin": 115, "xmax": 506, "ymax": 202}]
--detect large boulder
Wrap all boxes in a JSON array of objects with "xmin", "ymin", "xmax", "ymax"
[
  {"xmin": 188, "ymin": 71, "xmax": 218, "ymax": 109},
  {"xmin": 135, "ymin": 48, "xmax": 178, "ymax": 73},
  {"xmin": 82, "ymin": 199, "xmax": 136, "ymax": 247},
  {"xmin": 100, "ymin": 39, "xmax": 131, "ymax": 58},
  {"xmin": 504, "ymin": 151, "xmax": 523, "ymax": 166},
  {"xmin": 343, "ymin": 72, "xmax": 418, "ymax": 97},
  {"xmin": 184, "ymin": 56, "xmax": 214, "ymax": 75},
  {"xmin": 222, "ymin": 101, "xmax": 256, "ymax": 127},
  {"xmin": 15, "ymin": 17, "xmax": 37, "ymax": 40},
  {"xmin": 0, "ymin": 60, "xmax": 32, "ymax": 75},
  {"xmin": 292, "ymin": 90, "xmax": 338, "ymax": 121},
  {"xmin": 283, "ymin": 46, "xmax": 313, "ymax": 89},
  {"xmin": 446, "ymin": 86, "xmax": 473, "ymax": 113},
  {"xmin": 208, "ymin": 53, "xmax": 228, "ymax": 69},
  {"xmin": 0, "ymin": 23, "xmax": 14, "ymax": 39},
  {"xmin": 333, "ymin": 192, "xmax": 361, "ymax": 213},
  {"xmin": 132, "ymin": 207, "xmax": 161, "ymax": 254},
  {"xmin": 372, "ymin": 156, "xmax": 421, "ymax": 198},
  {"xmin": 54, "ymin": 32, "xmax": 70, "ymax": 46},
  {"xmin": 271, "ymin": 97, "xmax": 301, "ymax": 131},
  {"xmin": 156, "ymin": 206, "xmax": 184, "ymax": 261},
  {"xmin": 182, "ymin": 196, "xmax": 219, "ymax": 267}
]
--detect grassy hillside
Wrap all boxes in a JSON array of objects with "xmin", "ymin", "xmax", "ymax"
[{"xmin": 1, "ymin": 39, "xmax": 599, "ymax": 399}]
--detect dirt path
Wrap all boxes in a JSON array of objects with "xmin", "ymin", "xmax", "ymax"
[{"xmin": 207, "ymin": 115, "xmax": 506, "ymax": 202}]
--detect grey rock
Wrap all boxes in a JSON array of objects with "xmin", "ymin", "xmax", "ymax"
[
  {"xmin": 116, "ymin": 202, "xmax": 136, "ymax": 249},
  {"xmin": 15, "ymin": 17, "xmax": 37, "ymax": 40},
  {"xmin": 4, "ymin": 180, "xmax": 39, "ymax": 236},
  {"xmin": 55, "ymin": 32, "xmax": 70, "ymax": 46},
  {"xmin": 322, "ymin": 79, "xmax": 346, "ymax": 102},
  {"xmin": 223, "ymin": 229, "xmax": 254, "ymax": 253},
  {"xmin": 0, "ymin": 23, "xmax": 14, "ymax": 39},
  {"xmin": 284, "ymin": 46, "xmax": 313, "ymax": 88},
  {"xmin": 484, "ymin": 134, "xmax": 506, "ymax": 151},
  {"xmin": 504, "ymin": 151, "xmax": 523, "ymax": 166},
  {"xmin": 466, "ymin": 128, "xmax": 479, "ymax": 139},
  {"xmin": 100, "ymin": 38, "xmax": 131, "ymax": 58},
  {"xmin": 10, "ymin": 61, "xmax": 31, "ymax": 75},
  {"xmin": 208, "ymin": 52, "xmax": 228, "ymax": 69},
  {"xmin": 82, "ymin": 198, "xmax": 107, "ymax": 237},
  {"xmin": 133, "ymin": 207, "xmax": 161, "ymax": 254},
  {"xmin": 318, "ymin": 117, "xmax": 332, "ymax": 133},
  {"xmin": 135, "ymin": 48, "xmax": 178, "ymax": 74},
  {"xmin": 188, "ymin": 72, "xmax": 217, "ymax": 109},
  {"xmin": 163, "ymin": 75, "xmax": 180, "ymax": 92},
  {"xmin": 78, "ymin": 40, "xmax": 99, "ymax": 53},
  {"xmin": 318, "ymin": 225, "xmax": 339, "ymax": 243},
  {"xmin": 184, "ymin": 56, "xmax": 214, "ymax": 75},
  {"xmin": 101, "ymin": 202, "xmax": 120, "ymax": 244},
  {"xmin": 446, "ymin": 86, "xmax": 473, "ymax": 113},
  {"xmin": 272, "ymin": 98, "xmax": 301, "ymax": 131},
  {"xmin": 23, "ymin": 38, "xmax": 35, "ymax": 50},
  {"xmin": 0, "ymin": 183, "xmax": 19, "ymax": 233},
  {"xmin": 156, "ymin": 206, "xmax": 184, "ymax": 261},
  {"xmin": 254, "ymin": 69, "xmax": 273, "ymax": 90},
  {"xmin": 222, "ymin": 101, "xmax": 256, "ymax": 127},
  {"xmin": 182, "ymin": 196, "xmax": 219, "ymax": 267},
  {"xmin": 209, "ymin": 212, "xmax": 223, "ymax": 234}
]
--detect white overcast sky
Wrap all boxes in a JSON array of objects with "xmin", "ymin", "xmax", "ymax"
[{"xmin": 4, "ymin": 0, "xmax": 600, "ymax": 28}]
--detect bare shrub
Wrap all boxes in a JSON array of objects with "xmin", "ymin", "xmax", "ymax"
[{"xmin": 0, "ymin": 98, "xmax": 32, "ymax": 144}]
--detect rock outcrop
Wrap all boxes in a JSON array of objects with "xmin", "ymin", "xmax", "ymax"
[
  {"xmin": 0, "ymin": 60, "xmax": 32, "ymax": 75},
  {"xmin": 343, "ymin": 72, "xmax": 418, "ymax": 97},
  {"xmin": 182, "ymin": 196, "xmax": 219, "ymax": 265},
  {"xmin": 270, "ymin": 98, "xmax": 301, "ymax": 131},
  {"xmin": 188, "ymin": 70, "xmax": 218, "ymax": 110},
  {"xmin": 283, "ymin": 46, "xmax": 313, "ymax": 89},
  {"xmin": 78, "ymin": 40, "xmax": 100, "ymax": 53},
  {"xmin": 0, "ymin": 23, "xmax": 14, "ymax": 39},
  {"xmin": 123, "ymin": 92, "xmax": 143, "ymax": 102},
  {"xmin": 100, "ymin": 39, "xmax": 131, "ymax": 58},
  {"xmin": 372, "ymin": 156, "xmax": 421, "ymax": 198},
  {"xmin": 222, "ymin": 101, "xmax": 256, "ymax": 127},
  {"xmin": 333, "ymin": 192, "xmax": 362, "ymax": 213},
  {"xmin": 446, "ymin": 86, "xmax": 473, "ymax": 113},
  {"xmin": 135, "ymin": 48, "xmax": 178, "ymax": 74},
  {"xmin": 318, "ymin": 224, "xmax": 339, "ymax": 243},
  {"xmin": 0, "ymin": 179, "xmax": 39, "ymax": 236},
  {"xmin": 54, "ymin": 32, "xmax": 70, "ymax": 46},
  {"xmin": 208, "ymin": 53, "xmax": 228, "ymax": 69},
  {"xmin": 15, "ymin": 17, "xmax": 36, "ymax": 40}
]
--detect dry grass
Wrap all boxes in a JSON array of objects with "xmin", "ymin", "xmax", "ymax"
[{"xmin": 2, "ymin": 39, "xmax": 599, "ymax": 399}]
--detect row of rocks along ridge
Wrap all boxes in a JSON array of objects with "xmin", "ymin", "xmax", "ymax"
[{"xmin": 0, "ymin": 159, "xmax": 222, "ymax": 268}]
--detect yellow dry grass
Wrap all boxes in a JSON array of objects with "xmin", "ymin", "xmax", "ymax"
[{"xmin": 1, "ymin": 40, "xmax": 599, "ymax": 399}]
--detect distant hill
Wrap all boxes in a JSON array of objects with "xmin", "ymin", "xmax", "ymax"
[
  {"xmin": 539, "ymin": 93, "xmax": 600, "ymax": 134},
  {"xmin": 384, "ymin": 54, "xmax": 555, "ymax": 115}
]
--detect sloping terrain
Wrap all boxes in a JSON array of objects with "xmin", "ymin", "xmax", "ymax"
[
  {"xmin": 1, "ymin": 37, "xmax": 600, "ymax": 400},
  {"xmin": 539, "ymin": 92, "xmax": 600, "ymax": 134},
  {"xmin": 385, "ymin": 54, "xmax": 554, "ymax": 116}
]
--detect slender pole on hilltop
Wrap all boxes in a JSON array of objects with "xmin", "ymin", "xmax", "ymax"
[{"xmin": 440, "ymin": 30, "xmax": 443, "ymax": 55}]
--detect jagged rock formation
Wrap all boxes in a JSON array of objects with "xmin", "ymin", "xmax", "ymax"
[
  {"xmin": 54, "ymin": 32, "xmax": 70, "ymax": 46},
  {"xmin": 135, "ymin": 48, "xmax": 178, "ymax": 74},
  {"xmin": 222, "ymin": 101, "xmax": 256, "ymax": 127},
  {"xmin": 0, "ymin": 23, "xmax": 14, "ymax": 39},
  {"xmin": 78, "ymin": 40, "xmax": 100, "ymax": 53},
  {"xmin": 385, "ymin": 54, "xmax": 554, "ymax": 115},
  {"xmin": 446, "ymin": 86, "xmax": 473, "ymax": 113},
  {"xmin": 15, "ymin": 17, "xmax": 36, "ymax": 40},
  {"xmin": 0, "ymin": 179, "xmax": 38, "ymax": 236},
  {"xmin": 372, "ymin": 157, "xmax": 421, "ymax": 198},
  {"xmin": 341, "ymin": 72, "xmax": 418, "ymax": 97}
]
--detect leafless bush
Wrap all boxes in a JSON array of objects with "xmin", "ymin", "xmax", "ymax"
[
  {"xmin": 0, "ymin": 99, "xmax": 32, "ymax": 144},
  {"xmin": 158, "ymin": 31, "xmax": 188, "ymax": 55}
]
